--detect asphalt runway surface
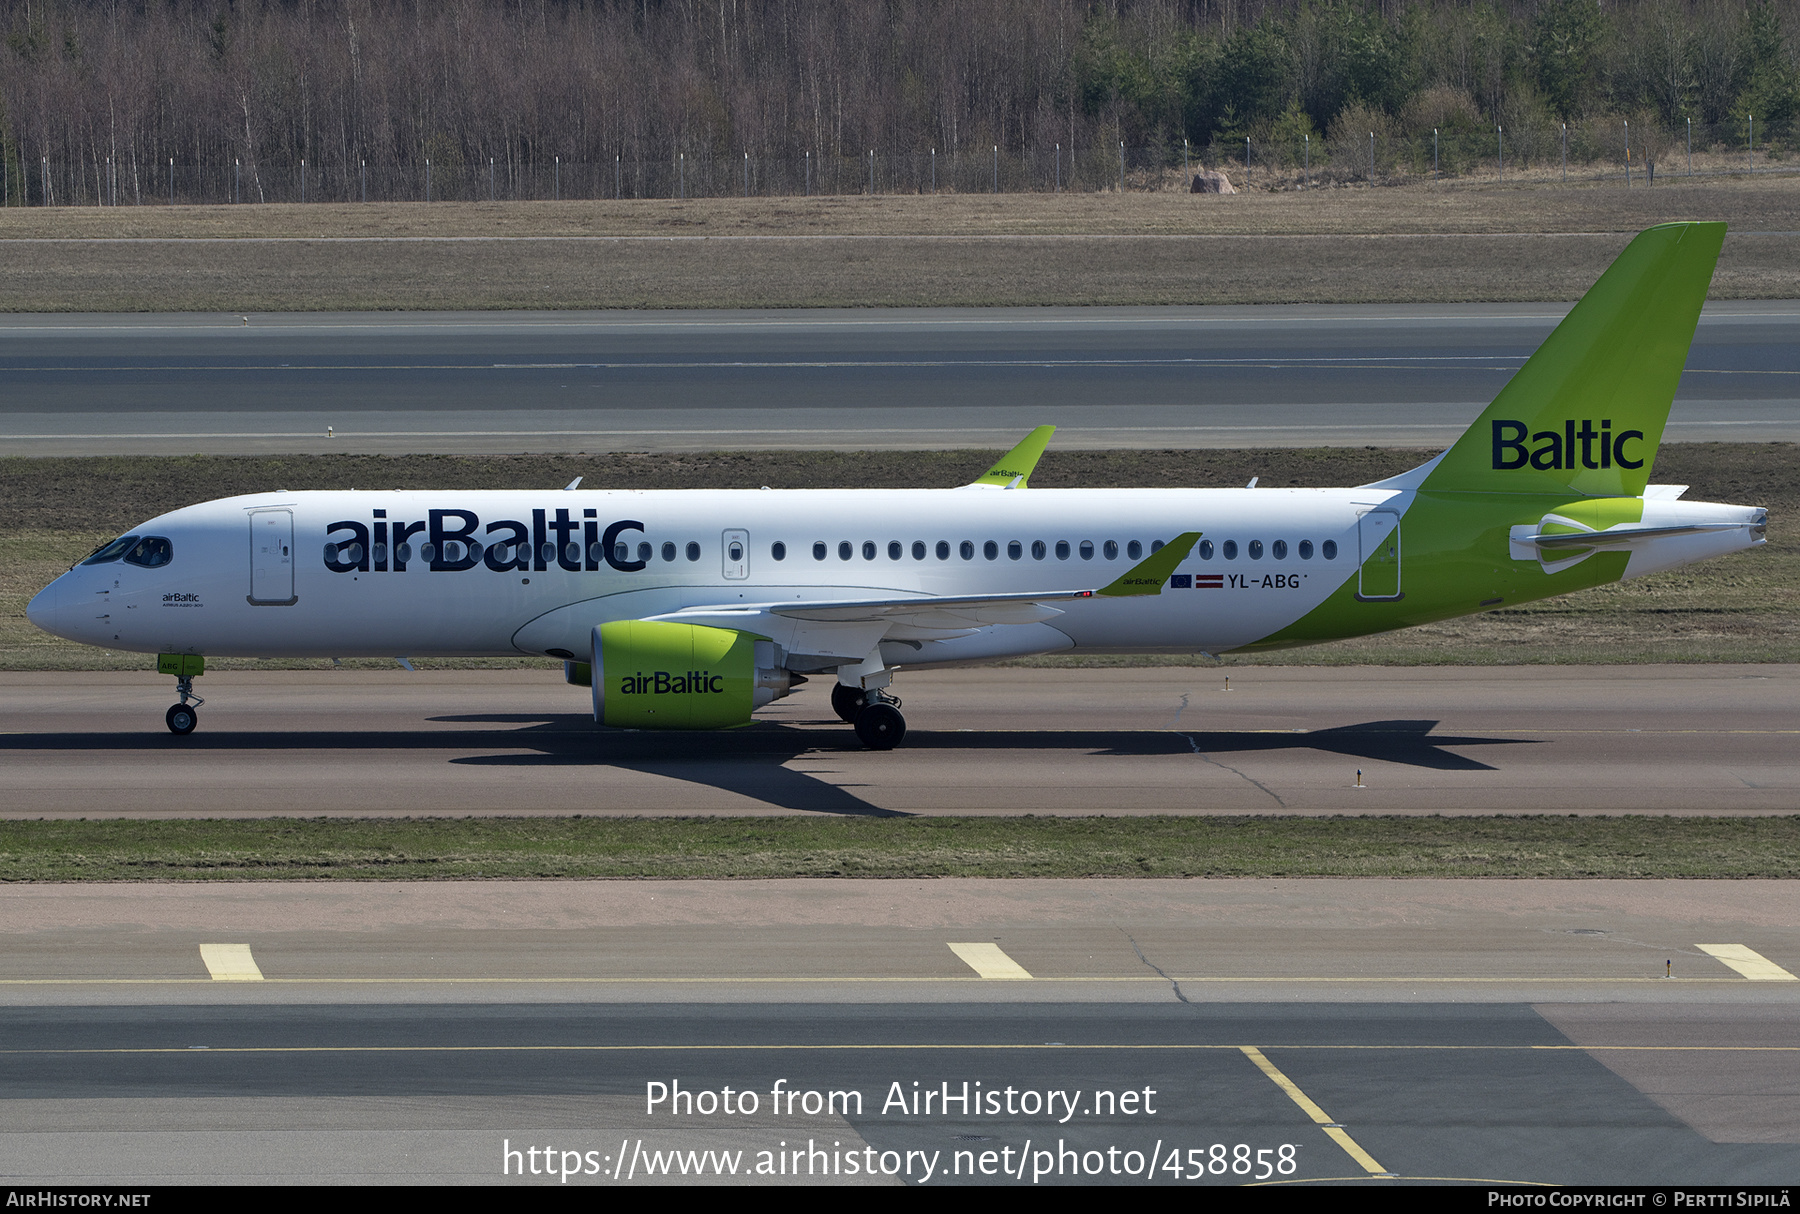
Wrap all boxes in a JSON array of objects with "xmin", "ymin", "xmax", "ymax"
[
  {"xmin": 2, "ymin": 665, "xmax": 1794, "ymax": 817},
  {"xmin": 3, "ymin": 880, "xmax": 1798, "ymax": 1185},
  {"xmin": 3, "ymin": 301, "xmax": 1797, "ymax": 455}
]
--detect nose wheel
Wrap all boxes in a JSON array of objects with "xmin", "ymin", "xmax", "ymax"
[{"xmin": 165, "ymin": 702, "xmax": 198, "ymax": 735}]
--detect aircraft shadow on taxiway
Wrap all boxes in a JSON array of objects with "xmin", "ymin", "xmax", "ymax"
[
  {"xmin": 5, "ymin": 716, "xmax": 1532, "ymax": 817},
  {"xmin": 458, "ymin": 714, "xmax": 1534, "ymax": 817}
]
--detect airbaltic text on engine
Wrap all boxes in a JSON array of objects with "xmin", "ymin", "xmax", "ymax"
[{"xmin": 622, "ymin": 671, "xmax": 727, "ymax": 695}]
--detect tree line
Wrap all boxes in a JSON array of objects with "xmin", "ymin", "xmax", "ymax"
[{"xmin": 3, "ymin": 0, "xmax": 1796, "ymax": 205}]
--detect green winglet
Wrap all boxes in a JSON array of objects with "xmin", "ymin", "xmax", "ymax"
[
  {"xmin": 971, "ymin": 425, "xmax": 1056, "ymax": 487},
  {"xmin": 1098, "ymin": 532, "xmax": 1202, "ymax": 596}
]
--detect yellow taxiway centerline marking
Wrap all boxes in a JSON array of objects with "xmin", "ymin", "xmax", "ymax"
[
  {"xmin": 1240, "ymin": 1046, "xmax": 1390, "ymax": 1177},
  {"xmin": 1697, "ymin": 944, "xmax": 1798, "ymax": 981},
  {"xmin": 947, "ymin": 942, "xmax": 1033, "ymax": 980},
  {"xmin": 198, "ymin": 943, "xmax": 263, "ymax": 982}
]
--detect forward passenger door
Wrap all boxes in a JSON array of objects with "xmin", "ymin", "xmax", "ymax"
[{"xmin": 248, "ymin": 510, "xmax": 297, "ymax": 605}]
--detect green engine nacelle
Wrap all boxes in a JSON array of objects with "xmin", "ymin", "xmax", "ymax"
[{"xmin": 590, "ymin": 620, "xmax": 794, "ymax": 729}]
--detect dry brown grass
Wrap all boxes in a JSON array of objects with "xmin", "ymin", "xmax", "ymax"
[
  {"xmin": 5, "ymin": 174, "xmax": 1798, "ymax": 237},
  {"xmin": 2, "ymin": 177, "xmax": 1796, "ymax": 310}
]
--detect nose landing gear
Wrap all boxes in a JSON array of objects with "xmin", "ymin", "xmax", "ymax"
[{"xmin": 158, "ymin": 653, "xmax": 205, "ymax": 736}]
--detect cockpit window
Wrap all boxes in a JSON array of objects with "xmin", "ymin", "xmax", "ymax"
[
  {"xmin": 122, "ymin": 537, "xmax": 174, "ymax": 568},
  {"xmin": 79, "ymin": 535, "xmax": 139, "ymax": 566}
]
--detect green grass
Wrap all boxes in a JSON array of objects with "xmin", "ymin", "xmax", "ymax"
[{"xmin": 4, "ymin": 815, "xmax": 1797, "ymax": 881}]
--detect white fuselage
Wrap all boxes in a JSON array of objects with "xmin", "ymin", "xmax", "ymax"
[{"xmin": 28, "ymin": 487, "xmax": 1398, "ymax": 666}]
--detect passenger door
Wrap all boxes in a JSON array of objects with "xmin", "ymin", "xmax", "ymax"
[
  {"xmin": 1356, "ymin": 509, "xmax": 1402, "ymax": 601},
  {"xmin": 249, "ymin": 510, "xmax": 298, "ymax": 605}
]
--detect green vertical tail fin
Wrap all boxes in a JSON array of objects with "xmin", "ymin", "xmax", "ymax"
[{"xmin": 1421, "ymin": 222, "xmax": 1724, "ymax": 497}]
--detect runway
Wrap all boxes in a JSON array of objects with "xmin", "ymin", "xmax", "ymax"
[
  {"xmin": 1, "ymin": 665, "xmax": 1795, "ymax": 817},
  {"xmin": 2, "ymin": 301, "xmax": 1797, "ymax": 455},
  {"xmin": 3, "ymin": 879, "xmax": 1798, "ymax": 1185}
]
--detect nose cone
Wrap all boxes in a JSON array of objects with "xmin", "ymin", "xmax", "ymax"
[{"xmin": 26, "ymin": 575, "xmax": 71, "ymax": 639}]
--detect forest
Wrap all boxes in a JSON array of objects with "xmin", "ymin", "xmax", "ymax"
[{"xmin": 3, "ymin": 0, "xmax": 1797, "ymax": 204}]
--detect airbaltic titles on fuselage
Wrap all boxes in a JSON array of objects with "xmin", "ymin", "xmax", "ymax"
[{"xmin": 323, "ymin": 509, "xmax": 648, "ymax": 575}]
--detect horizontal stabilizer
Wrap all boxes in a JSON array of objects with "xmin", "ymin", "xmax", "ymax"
[{"xmin": 1511, "ymin": 521, "xmax": 1747, "ymax": 552}]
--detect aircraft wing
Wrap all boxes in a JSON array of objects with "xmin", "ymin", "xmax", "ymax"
[
  {"xmin": 703, "ymin": 532, "xmax": 1203, "ymax": 627},
  {"xmin": 771, "ymin": 589, "xmax": 1091, "ymax": 626},
  {"xmin": 655, "ymin": 532, "xmax": 1201, "ymax": 635}
]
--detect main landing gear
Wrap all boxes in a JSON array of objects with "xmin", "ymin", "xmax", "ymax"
[
  {"xmin": 158, "ymin": 653, "xmax": 205, "ymax": 735},
  {"xmin": 833, "ymin": 683, "xmax": 906, "ymax": 750}
]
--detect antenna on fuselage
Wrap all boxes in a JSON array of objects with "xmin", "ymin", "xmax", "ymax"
[{"xmin": 563, "ymin": 477, "xmax": 583, "ymax": 490}]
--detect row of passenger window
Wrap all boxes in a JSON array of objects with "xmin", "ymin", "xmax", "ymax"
[
  {"xmin": 790, "ymin": 538, "xmax": 1339, "ymax": 562},
  {"xmin": 327, "ymin": 535, "xmax": 1340, "ymax": 568},
  {"xmin": 327, "ymin": 539, "xmax": 707, "ymax": 566},
  {"xmin": 1197, "ymin": 539, "xmax": 1338, "ymax": 561}
]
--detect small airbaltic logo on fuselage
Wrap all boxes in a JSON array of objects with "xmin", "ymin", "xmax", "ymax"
[{"xmin": 1492, "ymin": 420, "xmax": 1645, "ymax": 471}]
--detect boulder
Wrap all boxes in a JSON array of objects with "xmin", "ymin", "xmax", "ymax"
[{"xmin": 1190, "ymin": 170, "xmax": 1237, "ymax": 194}]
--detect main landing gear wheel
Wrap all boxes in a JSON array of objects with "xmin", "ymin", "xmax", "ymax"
[
  {"xmin": 165, "ymin": 703, "xmax": 198, "ymax": 735},
  {"xmin": 830, "ymin": 682, "xmax": 865, "ymax": 723},
  {"xmin": 853, "ymin": 701, "xmax": 906, "ymax": 750}
]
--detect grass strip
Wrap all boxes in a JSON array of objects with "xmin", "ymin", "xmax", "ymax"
[
  {"xmin": 4, "ymin": 185, "xmax": 1798, "ymax": 312},
  {"xmin": 3, "ymin": 815, "xmax": 1797, "ymax": 882}
]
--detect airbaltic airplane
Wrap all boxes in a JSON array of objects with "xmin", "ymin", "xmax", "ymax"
[{"xmin": 27, "ymin": 222, "xmax": 1767, "ymax": 749}]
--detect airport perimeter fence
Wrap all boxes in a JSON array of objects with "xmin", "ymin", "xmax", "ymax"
[{"xmin": 5, "ymin": 117, "xmax": 1794, "ymax": 208}]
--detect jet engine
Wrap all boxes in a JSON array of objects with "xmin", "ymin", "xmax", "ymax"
[{"xmin": 590, "ymin": 620, "xmax": 797, "ymax": 729}]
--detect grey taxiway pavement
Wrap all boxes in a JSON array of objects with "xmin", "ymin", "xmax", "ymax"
[
  {"xmin": 2, "ymin": 301, "xmax": 1798, "ymax": 455},
  {"xmin": 3, "ymin": 879, "xmax": 1798, "ymax": 1185},
  {"xmin": 2, "ymin": 665, "xmax": 1794, "ymax": 817},
  {"xmin": 7, "ymin": 666, "xmax": 1797, "ymax": 1184}
]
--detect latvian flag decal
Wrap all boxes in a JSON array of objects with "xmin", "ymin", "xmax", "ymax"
[{"xmin": 1194, "ymin": 574, "xmax": 1224, "ymax": 589}]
